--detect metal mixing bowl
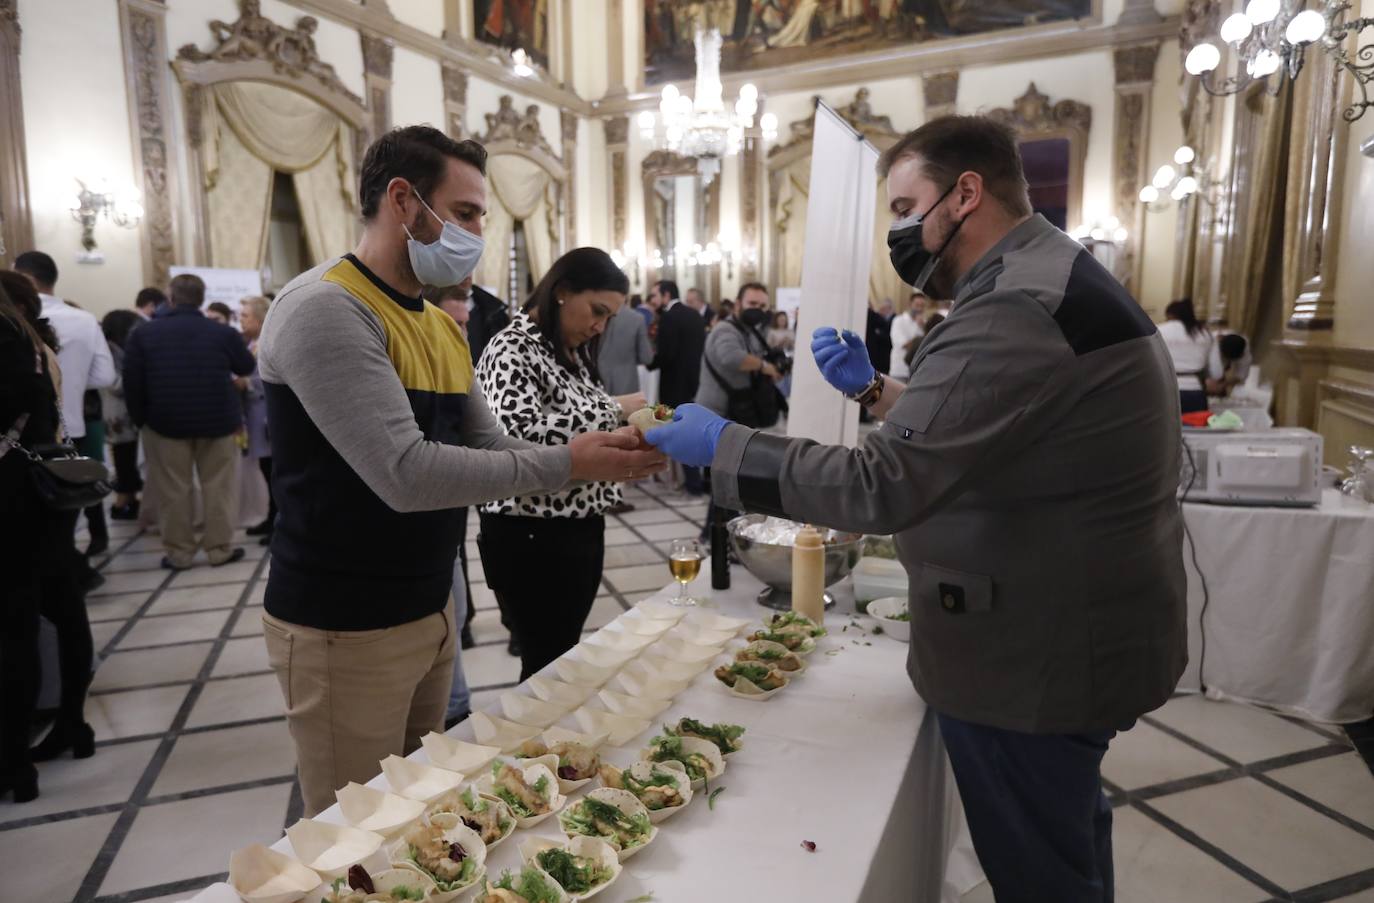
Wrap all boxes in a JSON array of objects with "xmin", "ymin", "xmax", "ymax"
[{"xmin": 726, "ymin": 514, "xmax": 864, "ymax": 608}]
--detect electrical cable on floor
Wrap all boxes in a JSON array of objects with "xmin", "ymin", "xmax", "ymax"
[{"xmin": 1181, "ymin": 436, "xmax": 1210, "ymax": 693}]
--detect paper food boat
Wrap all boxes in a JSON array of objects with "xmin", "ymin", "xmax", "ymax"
[
  {"xmin": 558, "ymin": 787, "xmax": 659, "ymax": 861},
  {"xmin": 470, "ymin": 711, "xmax": 541, "ymax": 753},
  {"xmin": 526, "ymin": 675, "xmax": 594, "ymax": 708},
  {"xmin": 228, "ymin": 843, "xmax": 320, "ymax": 903},
  {"xmin": 517, "ymin": 751, "xmax": 594, "ymax": 795},
  {"xmin": 596, "ymin": 687, "xmax": 671, "ymax": 721},
  {"xmin": 499, "ymin": 691, "xmax": 572, "ymax": 728},
  {"xmin": 283, "ymin": 818, "xmax": 387, "ymax": 880},
  {"xmin": 641, "ymin": 735, "xmax": 725, "ymax": 789},
  {"xmin": 420, "ymin": 733, "xmax": 501, "ymax": 775},
  {"xmin": 612, "ymin": 664, "xmax": 692, "ymax": 701},
  {"xmin": 613, "ymin": 612, "xmax": 677, "ymax": 638},
  {"xmin": 715, "ymin": 661, "xmax": 791, "ymax": 701},
  {"xmin": 747, "ymin": 627, "xmax": 818, "ymax": 655},
  {"xmin": 665, "ymin": 718, "xmax": 745, "ymax": 755},
  {"xmin": 388, "ymin": 815, "xmax": 487, "ymax": 902},
  {"xmin": 351, "ymin": 866, "xmax": 438, "ymax": 901},
  {"xmin": 734, "ymin": 639, "xmax": 807, "ymax": 676},
  {"xmin": 478, "ymin": 865, "xmax": 570, "ymax": 903},
  {"xmin": 554, "ymin": 655, "xmax": 621, "ymax": 688},
  {"xmin": 633, "ymin": 598, "xmax": 690, "ymax": 622},
  {"xmin": 585, "ymin": 626, "xmax": 657, "ymax": 654},
  {"xmin": 672, "ymin": 623, "xmax": 741, "ymax": 647},
  {"xmin": 539, "ymin": 725, "xmax": 611, "ymax": 752},
  {"xmin": 682, "ymin": 610, "xmax": 751, "ymax": 635},
  {"xmin": 379, "ymin": 755, "xmax": 465, "ymax": 804},
  {"xmin": 474, "ymin": 760, "xmax": 566, "ymax": 829},
  {"xmin": 597, "ymin": 759, "xmax": 693, "ymax": 824},
  {"xmin": 651, "ymin": 636, "xmax": 723, "ymax": 665},
  {"xmin": 622, "ymin": 654, "xmax": 703, "ymax": 685},
  {"xmin": 424, "ymin": 786, "xmax": 517, "ymax": 851},
  {"xmin": 572, "ymin": 640, "xmax": 640, "ymax": 670},
  {"xmin": 518, "ymin": 835, "xmax": 623, "ymax": 901},
  {"xmin": 336, "ymin": 782, "xmax": 427, "ymax": 837},
  {"xmin": 574, "ymin": 706, "xmax": 652, "ymax": 747}
]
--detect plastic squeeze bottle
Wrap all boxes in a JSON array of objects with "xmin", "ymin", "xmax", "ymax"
[{"xmin": 791, "ymin": 526, "xmax": 826, "ymax": 625}]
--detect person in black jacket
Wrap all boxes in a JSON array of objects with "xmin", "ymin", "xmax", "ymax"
[
  {"xmin": 123, "ymin": 273, "xmax": 256, "ymax": 571},
  {"xmin": 647, "ymin": 279, "xmax": 707, "ymax": 493},
  {"xmin": 465, "ymin": 281, "xmax": 511, "ymax": 368}
]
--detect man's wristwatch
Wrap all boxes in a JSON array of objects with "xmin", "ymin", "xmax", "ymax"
[{"xmin": 846, "ymin": 373, "xmax": 885, "ymax": 408}]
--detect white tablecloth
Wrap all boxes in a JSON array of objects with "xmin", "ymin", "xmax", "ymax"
[
  {"xmin": 185, "ymin": 569, "xmax": 983, "ymax": 903},
  {"xmin": 1178, "ymin": 489, "xmax": 1374, "ymax": 723}
]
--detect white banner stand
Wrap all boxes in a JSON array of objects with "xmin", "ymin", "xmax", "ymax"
[
  {"xmin": 168, "ymin": 266, "xmax": 264, "ymax": 316},
  {"xmin": 786, "ymin": 102, "xmax": 879, "ymax": 449}
]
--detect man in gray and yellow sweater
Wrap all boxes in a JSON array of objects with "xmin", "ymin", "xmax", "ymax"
[{"xmin": 258, "ymin": 126, "xmax": 664, "ymax": 814}]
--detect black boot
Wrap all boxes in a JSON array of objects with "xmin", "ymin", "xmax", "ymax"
[
  {"xmin": 246, "ymin": 519, "xmax": 273, "ymax": 537},
  {"xmin": 84, "ymin": 504, "xmax": 108, "ymax": 557},
  {"xmin": 0, "ymin": 764, "xmax": 38, "ymax": 803},
  {"xmin": 30, "ymin": 720, "xmax": 96, "ymax": 762}
]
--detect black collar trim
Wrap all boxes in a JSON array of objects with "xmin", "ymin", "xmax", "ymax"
[{"xmin": 344, "ymin": 253, "xmax": 425, "ymax": 312}]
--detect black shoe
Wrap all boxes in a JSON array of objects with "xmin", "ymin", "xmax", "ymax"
[
  {"xmin": 507, "ymin": 636, "xmax": 521, "ymax": 657},
  {"xmin": 245, "ymin": 520, "xmax": 273, "ymax": 537},
  {"xmin": 607, "ymin": 501, "xmax": 636, "ymax": 515},
  {"xmin": 258, "ymin": 533, "xmax": 272, "ymax": 546},
  {"xmin": 78, "ymin": 568, "xmax": 105, "ymax": 592},
  {"xmin": 110, "ymin": 501, "xmax": 140, "ymax": 521},
  {"xmin": 85, "ymin": 535, "xmax": 109, "ymax": 557},
  {"xmin": 30, "ymin": 721, "xmax": 95, "ymax": 762},
  {"xmin": 460, "ymin": 626, "xmax": 475, "ymax": 650},
  {"xmin": 161, "ymin": 556, "xmax": 192, "ymax": 571},
  {"xmin": 212, "ymin": 547, "xmax": 246, "ymax": 567},
  {"xmin": 0, "ymin": 764, "xmax": 38, "ymax": 803}
]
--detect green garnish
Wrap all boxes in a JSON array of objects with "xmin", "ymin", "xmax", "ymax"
[
  {"xmin": 407, "ymin": 843, "xmax": 479, "ymax": 892},
  {"xmin": 872, "ymin": 624, "xmax": 884, "ymax": 635},
  {"xmin": 532, "ymin": 774, "xmax": 550, "ymax": 795},
  {"xmin": 646, "ymin": 735, "xmax": 709, "ymax": 782},
  {"xmin": 892, "ymin": 611, "xmax": 911, "ymax": 622},
  {"xmin": 501, "ymin": 866, "xmax": 564, "ymax": 903},
  {"xmin": 492, "ymin": 785, "xmax": 534, "ymax": 818},
  {"xmin": 708, "ymin": 787, "xmax": 726, "ymax": 810},
  {"xmin": 390, "ymin": 886, "xmax": 425, "ymax": 901},
  {"xmin": 535, "ymin": 847, "xmax": 615, "ymax": 894},
  {"xmin": 560, "ymin": 797, "xmax": 652, "ymax": 848},
  {"xmin": 460, "ymin": 787, "xmax": 479, "ymax": 809},
  {"xmin": 755, "ymin": 645, "xmax": 783, "ymax": 659},
  {"xmin": 628, "ymin": 896, "xmax": 656, "ymax": 902},
  {"xmin": 331, "ymin": 877, "xmax": 346, "ymax": 893},
  {"xmin": 766, "ymin": 611, "xmax": 828, "ymax": 636},
  {"xmin": 730, "ymin": 663, "xmax": 771, "ymax": 683},
  {"xmin": 667, "ymin": 718, "xmax": 745, "ymax": 754}
]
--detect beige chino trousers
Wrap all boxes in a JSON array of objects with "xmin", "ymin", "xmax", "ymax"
[
  {"xmin": 263, "ymin": 603, "xmax": 457, "ymax": 816},
  {"xmin": 141, "ymin": 429, "xmax": 239, "ymax": 567}
]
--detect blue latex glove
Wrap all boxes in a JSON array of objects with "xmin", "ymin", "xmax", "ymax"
[
  {"xmin": 811, "ymin": 327, "xmax": 876, "ymax": 395},
  {"xmin": 644, "ymin": 403, "xmax": 730, "ymax": 468}
]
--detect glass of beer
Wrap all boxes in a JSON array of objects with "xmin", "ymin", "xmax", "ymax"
[{"xmin": 668, "ymin": 538, "xmax": 706, "ymax": 607}]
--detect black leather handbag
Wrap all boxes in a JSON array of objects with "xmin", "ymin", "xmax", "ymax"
[{"xmin": 1, "ymin": 414, "xmax": 114, "ymax": 511}]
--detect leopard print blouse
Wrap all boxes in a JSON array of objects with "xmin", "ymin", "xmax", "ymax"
[{"xmin": 475, "ymin": 312, "xmax": 623, "ymax": 519}]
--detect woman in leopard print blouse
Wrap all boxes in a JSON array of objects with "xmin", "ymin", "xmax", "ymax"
[{"xmin": 474, "ymin": 248, "xmax": 646, "ymax": 679}]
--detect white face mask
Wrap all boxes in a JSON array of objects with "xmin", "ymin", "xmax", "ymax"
[{"xmin": 403, "ymin": 190, "xmax": 484, "ymax": 288}]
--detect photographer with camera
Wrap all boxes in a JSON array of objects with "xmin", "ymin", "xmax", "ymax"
[{"xmin": 694, "ymin": 282, "xmax": 787, "ymax": 540}]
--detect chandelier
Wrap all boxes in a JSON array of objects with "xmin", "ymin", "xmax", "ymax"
[
  {"xmin": 1184, "ymin": 0, "xmax": 1373, "ymax": 121},
  {"xmin": 638, "ymin": 28, "xmax": 779, "ymax": 184}
]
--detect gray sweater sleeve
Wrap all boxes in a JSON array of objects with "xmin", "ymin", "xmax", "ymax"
[{"xmin": 258, "ymin": 282, "xmax": 571, "ymax": 513}]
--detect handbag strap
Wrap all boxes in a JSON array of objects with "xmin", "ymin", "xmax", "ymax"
[{"xmin": 0, "ymin": 412, "xmax": 41, "ymax": 463}]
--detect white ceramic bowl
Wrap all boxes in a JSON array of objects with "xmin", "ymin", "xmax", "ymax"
[{"xmin": 867, "ymin": 596, "xmax": 911, "ymax": 643}]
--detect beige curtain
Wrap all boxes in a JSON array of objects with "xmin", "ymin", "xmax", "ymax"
[
  {"xmin": 478, "ymin": 154, "xmax": 559, "ymax": 294},
  {"xmin": 206, "ymin": 121, "xmax": 273, "ymax": 268},
  {"xmin": 774, "ymin": 157, "xmax": 907, "ymax": 306},
  {"xmin": 202, "ymin": 81, "xmax": 357, "ymax": 269}
]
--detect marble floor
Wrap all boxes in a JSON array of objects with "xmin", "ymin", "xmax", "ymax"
[{"xmin": 2, "ymin": 482, "xmax": 1372, "ymax": 903}]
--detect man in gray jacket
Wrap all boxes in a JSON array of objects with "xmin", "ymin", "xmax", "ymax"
[
  {"xmin": 597, "ymin": 300, "xmax": 652, "ymax": 396},
  {"xmin": 647, "ymin": 116, "xmax": 1186, "ymax": 902}
]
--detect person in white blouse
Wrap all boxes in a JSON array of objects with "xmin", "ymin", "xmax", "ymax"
[
  {"xmin": 14, "ymin": 253, "xmax": 116, "ymax": 439},
  {"xmin": 474, "ymin": 248, "xmax": 644, "ymax": 680},
  {"xmin": 1158, "ymin": 298, "xmax": 1222, "ymax": 414},
  {"xmin": 887, "ymin": 290, "xmax": 929, "ymax": 381}
]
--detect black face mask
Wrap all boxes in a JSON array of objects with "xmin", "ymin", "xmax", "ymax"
[
  {"xmin": 739, "ymin": 307, "xmax": 770, "ymax": 328},
  {"xmin": 887, "ymin": 183, "xmax": 964, "ymax": 291}
]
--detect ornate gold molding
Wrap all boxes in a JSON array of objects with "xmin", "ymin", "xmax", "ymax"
[
  {"xmin": 441, "ymin": 62, "xmax": 467, "ymax": 137},
  {"xmin": 923, "ymin": 71, "xmax": 958, "ymax": 120},
  {"xmin": 641, "ymin": 150, "xmax": 721, "ymax": 298},
  {"xmin": 987, "ymin": 83, "xmax": 1092, "ymax": 234},
  {"xmin": 480, "ymin": 95, "xmax": 556, "ymax": 158},
  {"xmin": 120, "ymin": 0, "xmax": 178, "ymax": 287},
  {"xmin": 768, "ymin": 89, "xmax": 900, "ymax": 167},
  {"xmin": 360, "ymin": 31, "xmax": 393, "ymax": 138},
  {"xmin": 560, "ymin": 108, "xmax": 577, "ymax": 243},
  {"xmin": 1113, "ymin": 42, "xmax": 1159, "ymax": 295},
  {"xmin": 604, "ymin": 117, "xmax": 629, "ymax": 252},
  {"xmin": 596, "ymin": 16, "xmax": 1179, "ymax": 117},
  {"xmin": 0, "ymin": 0, "xmax": 33, "ymax": 266}
]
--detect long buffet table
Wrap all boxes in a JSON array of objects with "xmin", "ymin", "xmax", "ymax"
[{"xmin": 183, "ymin": 568, "xmax": 983, "ymax": 903}]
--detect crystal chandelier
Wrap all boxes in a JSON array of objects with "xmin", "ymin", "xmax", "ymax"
[
  {"xmin": 1184, "ymin": 1, "xmax": 1373, "ymax": 121},
  {"xmin": 638, "ymin": 28, "xmax": 779, "ymax": 184}
]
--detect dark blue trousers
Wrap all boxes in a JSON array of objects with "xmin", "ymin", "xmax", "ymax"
[{"xmin": 938, "ymin": 712, "xmax": 1121, "ymax": 903}]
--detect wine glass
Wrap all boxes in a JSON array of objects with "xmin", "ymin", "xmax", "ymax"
[{"xmin": 667, "ymin": 538, "xmax": 706, "ymax": 607}]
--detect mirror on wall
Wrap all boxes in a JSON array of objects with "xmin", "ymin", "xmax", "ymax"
[
  {"xmin": 643, "ymin": 151, "xmax": 720, "ymax": 301},
  {"xmin": 1020, "ymin": 137, "xmax": 1072, "ymax": 232}
]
